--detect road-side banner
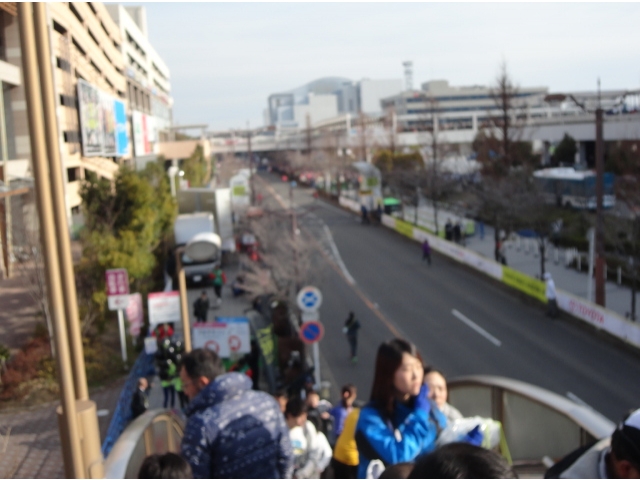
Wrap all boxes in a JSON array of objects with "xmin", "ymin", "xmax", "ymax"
[
  {"xmin": 394, "ymin": 218, "xmax": 415, "ymax": 239},
  {"xmin": 502, "ymin": 267, "xmax": 546, "ymax": 303},
  {"xmin": 125, "ymin": 293, "xmax": 144, "ymax": 336},
  {"xmin": 338, "ymin": 196, "xmax": 360, "ymax": 213},
  {"xmin": 556, "ymin": 291, "xmax": 640, "ymax": 349},
  {"xmin": 148, "ymin": 291, "xmax": 181, "ymax": 327},
  {"xmin": 381, "ymin": 214, "xmax": 396, "ymax": 229},
  {"xmin": 218, "ymin": 317, "xmax": 251, "ymax": 355},
  {"xmin": 192, "ymin": 323, "xmax": 230, "ymax": 358}
]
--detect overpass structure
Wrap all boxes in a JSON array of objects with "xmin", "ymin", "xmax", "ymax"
[{"xmin": 210, "ymin": 111, "xmax": 640, "ymax": 165}]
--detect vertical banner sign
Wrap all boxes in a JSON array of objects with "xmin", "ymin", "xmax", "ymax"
[
  {"xmin": 114, "ymin": 100, "xmax": 129, "ymax": 156},
  {"xmin": 101, "ymin": 91, "xmax": 116, "ymax": 156},
  {"xmin": 77, "ymin": 79, "xmax": 102, "ymax": 156},
  {"xmin": 125, "ymin": 293, "xmax": 143, "ymax": 336}
]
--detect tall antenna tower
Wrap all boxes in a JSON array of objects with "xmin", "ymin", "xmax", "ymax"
[{"xmin": 403, "ymin": 61, "xmax": 413, "ymax": 91}]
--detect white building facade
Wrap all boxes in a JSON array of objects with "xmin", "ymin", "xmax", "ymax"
[{"xmin": 105, "ymin": 5, "xmax": 173, "ymax": 169}]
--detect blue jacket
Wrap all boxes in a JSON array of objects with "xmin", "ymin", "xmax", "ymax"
[
  {"xmin": 181, "ymin": 372, "xmax": 293, "ymax": 478},
  {"xmin": 354, "ymin": 399, "xmax": 445, "ymax": 478}
]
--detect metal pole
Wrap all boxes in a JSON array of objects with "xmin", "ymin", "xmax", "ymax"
[
  {"xmin": 176, "ymin": 248, "xmax": 192, "ymax": 352},
  {"xmin": 588, "ymin": 228, "xmax": 595, "ymax": 302},
  {"xmin": 248, "ymin": 122, "xmax": 254, "ymax": 206},
  {"xmin": 117, "ymin": 309, "xmax": 127, "ymax": 364},
  {"xmin": 0, "ymin": 79, "xmax": 11, "ymax": 279},
  {"xmin": 313, "ymin": 342, "xmax": 321, "ymax": 391},
  {"xmin": 594, "ymin": 107, "xmax": 606, "ymax": 306},
  {"xmin": 290, "ymin": 181, "xmax": 300, "ymax": 292},
  {"xmin": 33, "ymin": 2, "xmax": 88, "ymax": 401},
  {"xmin": 18, "ymin": 4, "xmax": 84, "ymax": 477}
]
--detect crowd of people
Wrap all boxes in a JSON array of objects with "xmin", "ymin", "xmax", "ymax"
[{"xmin": 131, "ymin": 336, "xmax": 640, "ymax": 479}]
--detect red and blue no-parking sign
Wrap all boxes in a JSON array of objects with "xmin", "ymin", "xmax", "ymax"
[{"xmin": 299, "ymin": 321, "xmax": 324, "ymax": 344}]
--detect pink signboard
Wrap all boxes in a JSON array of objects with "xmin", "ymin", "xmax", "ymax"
[
  {"xmin": 125, "ymin": 293, "xmax": 144, "ymax": 336},
  {"xmin": 106, "ymin": 268, "xmax": 129, "ymax": 296}
]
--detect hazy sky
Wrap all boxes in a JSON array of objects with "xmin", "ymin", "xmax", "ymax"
[{"xmin": 140, "ymin": 2, "xmax": 640, "ymax": 131}]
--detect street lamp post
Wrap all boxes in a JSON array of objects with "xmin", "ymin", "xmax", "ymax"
[
  {"xmin": 168, "ymin": 166, "xmax": 184, "ymax": 198},
  {"xmin": 175, "ymin": 232, "xmax": 221, "ymax": 352},
  {"xmin": 544, "ymin": 88, "xmax": 607, "ymax": 307}
]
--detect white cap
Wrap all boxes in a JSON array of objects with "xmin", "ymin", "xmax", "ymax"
[{"xmin": 624, "ymin": 408, "xmax": 640, "ymax": 431}]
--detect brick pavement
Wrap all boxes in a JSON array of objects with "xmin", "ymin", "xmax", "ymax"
[{"xmin": 0, "ymin": 376, "xmax": 126, "ymax": 479}]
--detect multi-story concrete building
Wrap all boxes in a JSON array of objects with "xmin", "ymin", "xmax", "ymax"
[
  {"xmin": 266, "ymin": 77, "xmax": 403, "ymax": 130},
  {"xmin": 0, "ymin": 2, "xmax": 173, "ymax": 278},
  {"xmin": 381, "ymin": 79, "xmax": 549, "ymax": 133},
  {"xmin": 105, "ymin": 5, "xmax": 172, "ymax": 170}
]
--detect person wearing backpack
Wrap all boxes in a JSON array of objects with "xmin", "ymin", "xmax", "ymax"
[{"xmin": 210, "ymin": 266, "xmax": 227, "ymax": 306}]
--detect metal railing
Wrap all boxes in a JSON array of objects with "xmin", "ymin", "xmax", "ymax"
[
  {"xmin": 448, "ymin": 375, "xmax": 615, "ymax": 474},
  {"xmin": 103, "ymin": 409, "xmax": 185, "ymax": 479}
]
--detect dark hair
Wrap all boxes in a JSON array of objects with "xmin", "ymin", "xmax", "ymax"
[
  {"xmin": 611, "ymin": 410, "xmax": 640, "ymax": 469},
  {"xmin": 138, "ymin": 452, "xmax": 193, "ymax": 479},
  {"xmin": 274, "ymin": 389, "xmax": 288, "ymax": 399},
  {"xmin": 370, "ymin": 338, "xmax": 423, "ymax": 416},
  {"xmin": 180, "ymin": 348, "xmax": 223, "ymax": 382},
  {"xmin": 285, "ymin": 397, "xmax": 308, "ymax": 418},
  {"xmin": 379, "ymin": 462, "xmax": 415, "ymax": 479},
  {"xmin": 408, "ymin": 443, "xmax": 516, "ymax": 479},
  {"xmin": 341, "ymin": 383, "xmax": 357, "ymax": 396}
]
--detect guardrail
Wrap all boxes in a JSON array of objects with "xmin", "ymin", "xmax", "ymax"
[
  {"xmin": 338, "ymin": 195, "xmax": 640, "ymax": 351},
  {"xmin": 103, "ymin": 409, "xmax": 185, "ymax": 479},
  {"xmin": 448, "ymin": 375, "xmax": 614, "ymax": 474}
]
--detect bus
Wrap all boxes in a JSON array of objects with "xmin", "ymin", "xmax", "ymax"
[{"xmin": 533, "ymin": 167, "xmax": 615, "ymax": 209}]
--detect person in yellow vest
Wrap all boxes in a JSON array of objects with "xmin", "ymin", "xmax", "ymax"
[
  {"xmin": 174, "ymin": 374, "xmax": 187, "ymax": 410},
  {"xmin": 332, "ymin": 408, "xmax": 360, "ymax": 479}
]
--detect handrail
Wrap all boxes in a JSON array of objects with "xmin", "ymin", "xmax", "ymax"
[
  {"xmin": 448, "ymin": 375, "xmax": 614, "ymax": 440},
  {"xmin": 103, "ymin": 409, "xmax": 185, "ymax": 479}
]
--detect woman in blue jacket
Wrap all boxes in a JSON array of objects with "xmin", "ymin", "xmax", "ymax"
[{"xmin": 355, "ymin": 338, "xmax": 445, "ymax": 478}]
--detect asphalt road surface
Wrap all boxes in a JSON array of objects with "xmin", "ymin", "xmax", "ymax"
[{"xmin": 256, "ymin": 172, "xmax": 640, "ymax": 422}]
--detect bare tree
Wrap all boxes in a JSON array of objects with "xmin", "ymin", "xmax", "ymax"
[
  {"xmin": 473, "ymin": 62, "xmax": 537, "ymax": 256},
  {"xmin": 239, "ymin": 210, "xmax": 325, "ymax": 310}
]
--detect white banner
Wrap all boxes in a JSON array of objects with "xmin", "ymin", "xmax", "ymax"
[
  {"xmin": 226, "ymin": 319, "xmax": 251, "ymax": 355},
  {"xmin": 148, "ymin": 291, "xmax": 181, "ymax": 327},
  {"xmin": 192, "ymin": 323, "xmax": 230, "ymax": 357},
  {"xmin": 556, "ymin": 291, "xmax": 640, "ymax": 349}
]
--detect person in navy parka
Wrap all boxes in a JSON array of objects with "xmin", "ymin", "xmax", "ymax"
[
  {"xmin": 355, "ymin": 339, "xmax": 445, "ymax": 478},
  {"xmin": 180, "ymin": 348, "xmax": 293, "ymax": 478}
]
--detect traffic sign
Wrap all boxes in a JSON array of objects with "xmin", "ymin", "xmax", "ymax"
[
  {"xmin": 302, "ymin": 311, "xmax": 319, "ymax": 323},
  {"xmin": 108, "ymin": 294, "xmax": 131, "ymax": 311},
  {"xmin": 299, "ymin": 321, "xmax": 324, "ymax": 344},
  {"xmin": 106, "ymin": 268, "xmax": 129, "ymax": 296},
  {"xmin": 297, "ymin": 286, "xmax": 323, "ymax": 312}
]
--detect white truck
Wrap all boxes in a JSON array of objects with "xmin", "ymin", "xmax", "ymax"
[{"xmin": 174, "ymin": 212, "xmax": 219, "ymax": 284}]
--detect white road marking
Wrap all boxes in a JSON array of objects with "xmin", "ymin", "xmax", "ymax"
[
  {"xmin": 451, "ymin": 309, "xmax": 502, "ymax": 346},
  {"xmin": 323, "ymin": 224, "xmax": 356, "ymax": 285}
]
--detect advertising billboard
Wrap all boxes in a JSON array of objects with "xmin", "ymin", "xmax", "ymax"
[
  {"xmin": 132, "ymin": 110, "xmax": 155, "ymax": 157},
  {"xmin": 114, "ymin": 100, "xmax": 129, "ymax": 156},
  {"xmin": 78, "ymin": 79, "xmax": 130, "ymax": 158},
  {"xmin": 77, "ymin": 79, "xmax": 102, "ymax": 156}
]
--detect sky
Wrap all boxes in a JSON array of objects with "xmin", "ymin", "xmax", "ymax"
[{"xmin": 139, "ymin": 2, "xmax": 640, "ymax": 131}]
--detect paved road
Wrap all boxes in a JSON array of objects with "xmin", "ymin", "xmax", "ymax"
[{"xmin": 257, "ymin": 173, "xmax": 640, "ymax": 422}]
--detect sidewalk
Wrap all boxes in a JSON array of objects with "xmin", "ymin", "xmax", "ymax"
[
  {"xmin": 0, "ymin": 377, "xmax": 126, "ymax": 479},
  {"xmin": 463, "ymin": 224, "xmax": 638, "ymax": 319}
]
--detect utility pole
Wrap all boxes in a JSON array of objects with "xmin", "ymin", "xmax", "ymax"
[
  {"xmin": 247, "ymin": 121, "xmax": 254, "ymax": 205},
  {"xmin": 290, "ymin": 180, "xmax": 300, "ymax": 293},
  {"xmin": 594, "ymin": 79, "xmax": 606, "ymax": 306}
]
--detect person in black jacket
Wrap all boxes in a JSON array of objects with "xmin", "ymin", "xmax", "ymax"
[
  {"xmin": 192, "ymin": 291, "xmax": 209, "ymax": 323},
  {"xmin": 131, "ymin": 377, "xmax": 149, "ymax": 420},
  {"xmin": 343, "ymin": 312, "xmax": 361, "ymax": 363}
]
